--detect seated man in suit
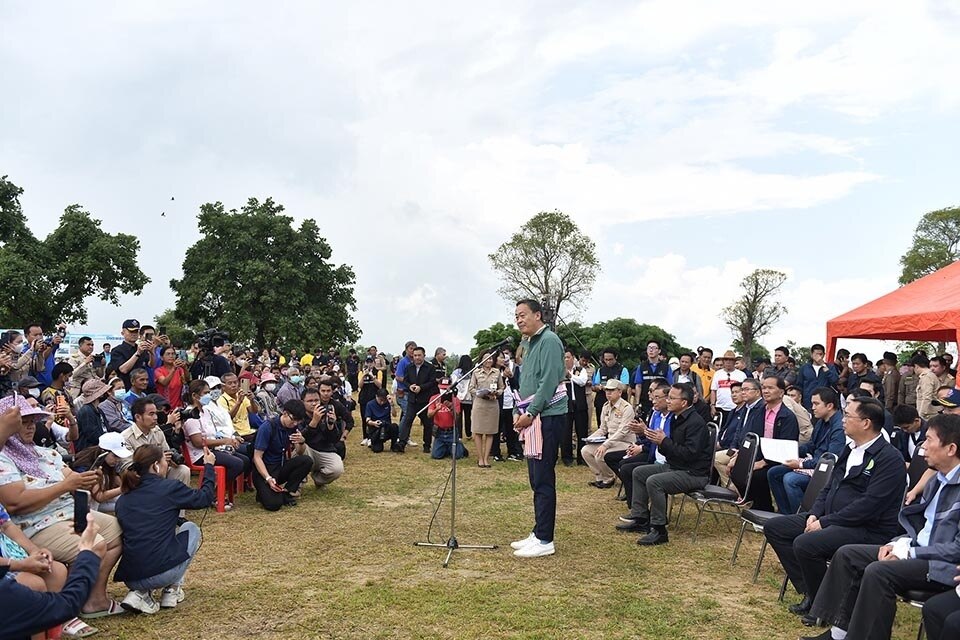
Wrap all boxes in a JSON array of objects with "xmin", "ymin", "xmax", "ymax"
[
  {"xmin": 726, "ymin": 376, "xmax": 799, "ymax": 511},
  {"xmin": 610, "ymin": 382, "xmax": 671, "ymax": 504},
  {"xmin": 615, "ymin": 383, "xmax": 712, "ymax": 546},
  {"xmin": 765, "ymin": 397, "xmax": 905, "ymax": 621},
  {"xmin": 768, "ymin": 386, "xmax": 846, "ymax": 516},
  {"xmin": 714, "ymin": 378, "xmax": 761, "ymax": 486},
  {"xmin": 891, "ymin": 403, "xmax": 927, "ymax": 464},
  {"xmin": 802, "ymin": 413, "xmax": 960, "ymax": 640}
]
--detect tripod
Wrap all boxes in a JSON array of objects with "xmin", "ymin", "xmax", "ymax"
[{"xmin": 413, "ymin": 348, "xmax": 500, "ymax": 567}]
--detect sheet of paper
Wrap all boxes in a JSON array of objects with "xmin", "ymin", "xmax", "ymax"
[{"xmin": 759, "ymin": 437, "xmax": 799, "ymax": 464}]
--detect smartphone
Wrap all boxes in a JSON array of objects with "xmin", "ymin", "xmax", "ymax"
[
  {"xmin": 90, "ymin": 451, "xmax": 111, "ymax": 471},
  {"xmin": 56, "ymin": 395, "xmax": 67, "ymax": 411},
  {"xmin": 157, "ymin": 325, "xmax": 167, "ymax": 337},
  {"xmin": 241, "ymin": 378, "xmax": 250, "ymax": 393},
  {"xmin": 74, "ymin": 489, "xmax": 91, "ymax": 534}
]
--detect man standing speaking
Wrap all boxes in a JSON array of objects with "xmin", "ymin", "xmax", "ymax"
[{"xmin": 510, "ymin": 299, "xmax": 567, "ymax": 558}]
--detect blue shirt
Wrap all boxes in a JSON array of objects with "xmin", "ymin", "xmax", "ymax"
[
  {"xmin": 395, "ymin": 355, "xmax": 412, "ymax": 391},
  {"xmin": 365, "ymin": 399, "xmax": 392, "ymax": 424},
  {"xmin": 648, "ymin": 411, "xmax": 672, "ymax": 462},
  {"xmin": 254, "ymin": 416, "xmax": 293, "ymax": 467},
  {"xmin": 592, "ymin": 367, "xmax": 631, "ymax": 386}
]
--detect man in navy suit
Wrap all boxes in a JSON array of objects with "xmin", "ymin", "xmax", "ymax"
[
  {"xmin": 726, "ymin": 376, "xmax": 799, "ymax": 511},
  {"xmin": 764, "ymin": 397, "xmax": 905, "ymax": 621}
]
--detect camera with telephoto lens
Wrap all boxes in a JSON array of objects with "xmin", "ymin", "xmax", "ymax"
[
  {"xmin": 180, "ymin": 406, "xmax": 202, "ymax": 422},
  {"xmin": 92, "ymin": 353, "xmax": 105, "ymax": 366}
]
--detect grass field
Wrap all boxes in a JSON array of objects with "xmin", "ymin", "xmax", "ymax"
[{"xmin": 93, "ymin": 424, "xmax": 922, "ymax": 640}]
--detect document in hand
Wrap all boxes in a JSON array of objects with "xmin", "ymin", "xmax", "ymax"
[{"xmin": 759, "ymin": 437, "xmax": 799, "ymax": 464}]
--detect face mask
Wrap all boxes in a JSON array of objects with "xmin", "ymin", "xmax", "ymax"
[
  {"xmin": 264, "ymin": 383, "xmax": 276, "ymax": 392},
  {"xmin": 187, "ymin": 353, "xmax": 196, "ymax": 363},
  {"xmin": 113, "ymin": 389, "xmax": 126, "ymax": 400},
  {"xmin": 210, "ymin": 389, "xmax": 222, "ymax": 401},
  {"xmin": 290, "ymin": 375, "xmax": 303, "ymax": 385},
  {"xmin": 27, "ymin": 387, "xmax": 41, "ymax": 398},
  {"xmin": 237, "ymin": 359, "xmax": 246, "ymax": 367},
  {"xmin": 200, "ymin": 394, "xmax": 213, "ymax": 406}
]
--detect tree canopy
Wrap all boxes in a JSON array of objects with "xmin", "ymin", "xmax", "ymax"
[
  {"xmin": 721, "ymin": 269, "xmax": 787, "ymax": 365},
  {"xmin": 488, "ymin": 210, "xmax": 599, "ymax": 319},
  {"xmin": 0, "ymin": 175, "xmax": 149, "ymax": 328},
  {"xmin": 169, "ymin": 197, "xmax": 359, "ymax": 350},
  {"xmin": 898, "ymin": 206, "xmax": 960, "ymax": 285}
]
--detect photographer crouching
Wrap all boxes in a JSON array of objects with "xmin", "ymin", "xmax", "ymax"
[
  {"xmin": 364, "ymin": 389, "xmax": 398, "ymax": 453},
  {"xmin": 297, "ymin": 384, "xmax": 346, "ymax": 487}
]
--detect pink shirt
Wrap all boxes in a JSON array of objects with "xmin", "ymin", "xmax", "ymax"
[{"xmin": 764, "ymin": 403, "xmax": 781, "ymax": 438}]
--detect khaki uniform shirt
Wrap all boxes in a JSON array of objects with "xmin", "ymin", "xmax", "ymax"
[
  {"xmin": 121, "ymin": 423, "xmax": 172, "ymax": 454},
  {"xmin": 590, "ymin": 398, "xmax": 636, "ymax": 446}
]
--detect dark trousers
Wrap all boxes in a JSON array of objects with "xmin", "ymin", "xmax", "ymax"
[
  {"xmin": 811, "ymin": 544, "xmax": 948, "ymax": 638},
  {"xmin": 211, "ymin": 450, "xmax": 250, "ymax": 485},
  {"xmin": 399, "ymin": 400, "xmax": 434, "ymax": 450},
  {"xmin": 252, "ymin": 455, "xmax": 313, "ymax": 512},
  {"xmin": 747, "ymin": 465, "xmax": 776, "ymax": 512},
  {"xmin": 765, "ymin": 515, "xmax": 892, "ymax": 598},
  {"xmin": 457, "ymin": 402, "xmax": 472, "ymax": 439},
  {"xmin": 616, "ymin": 455, "xmax": 650, "ymax": 504},
  {"xmin": 562, "ymin": 410, "xmax": 588, "ymax": 463},
  {"xmin": 369, "ymin": 422, "xmax": 399, "ymax": 453},
  {"xmin": 357, "ymin": 388, "xmax": 377, "ymax": 433},
  {"xmin": 527, "ymin": 414, "xmax": 564, "ymax": 543},
  {"xmin": 923, "ymin": 589, "xmax": 960, "ymax": 640},
  {"xmin": 593, "ymin": 394, "xmax": 605, "ymax": 427},
  {"xmin": 491, "ymin": 408, "xmax": 521, "ymax": 459}
]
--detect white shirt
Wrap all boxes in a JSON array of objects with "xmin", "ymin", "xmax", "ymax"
[
  {"xmin": 711, "ymin": 369, "xmax": 747, "ymax": 410},
  {"xmin": 844, "ymin": 434, "xmax": 884, "ymax": 479}
]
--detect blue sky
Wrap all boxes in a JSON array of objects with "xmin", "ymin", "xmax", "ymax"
[{"xmin": 2, "ymin": 1, "xmax": 958, "ymax": 357}]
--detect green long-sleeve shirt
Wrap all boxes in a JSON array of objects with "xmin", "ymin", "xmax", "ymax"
[{"xmin": 518, "ymin": 325, "xmax": 567, "ymax": 418}]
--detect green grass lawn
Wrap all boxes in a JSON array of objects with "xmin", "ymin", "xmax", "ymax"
[{"xmin": 93, "ymin": 427, "xmax": 922, "ymax": 640}]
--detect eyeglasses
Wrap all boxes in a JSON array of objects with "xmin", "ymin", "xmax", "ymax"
[{"xmin": 842, "ymin": 412, "xmax": 864, "ymax": 421}]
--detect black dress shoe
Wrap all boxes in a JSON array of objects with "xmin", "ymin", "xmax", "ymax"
[
  {"xmin": 636, "ymin": 527, "xmax": 669, "ymax": 545},
  {"xmin": 789, "ymin": 595, "xmax": 813, "ymax": 616},
  {"xmin": 587, "ymin": 480, "xmax": 600, "ymax": 487},
  {"xmin": 801, "ymin": 613, "xmax": 825, "ymax": 628},
  {"xmin": 595, "ymin": 480, "xmax": 615, "ymax": 489},
  {"xmin": 798, "ymin": 630, "xmax": 831, "ymax": 640},
  {"xmin": 616, "ymin": 519, "xmax": 650, "ymax": 533},
  {"xmin": 562, "ymin": 459, "xmax": 574, "ymax": 467}
]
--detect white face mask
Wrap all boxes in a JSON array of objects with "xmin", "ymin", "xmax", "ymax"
[
  {"xmin": 264, "ymin": 383, "xmax": 276, "ymax": 393},
  {"xmin": 28, "ymin": 388, "xmax": 41, "ymax": 399}
]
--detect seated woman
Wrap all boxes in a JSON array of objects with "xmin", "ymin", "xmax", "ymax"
[
  {"xmin": 70, "ymin": 433, "xmax": 132, "ymax": 514},
  {"xmin": 181, "ymin": 379, "xmax": 250, "ymax": 509},
  {"xmin": 0, "ymin": 394, "xmax": 125, "ymax": 620},
  {"xmin": 114, "ymin": 444, "xmax": 216, "ymax": 614}
]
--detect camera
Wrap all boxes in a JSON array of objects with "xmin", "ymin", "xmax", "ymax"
[
  {"xmin": 92, "ymin": 353, "xmax": 105, "ymax": 366},
  {"xmin": 180, "ymin": 406, "xmax": 202, "ymax": 422},
  {"xmin": 195, "ymin": 328, "xmax": 230, "ymax": 353}
]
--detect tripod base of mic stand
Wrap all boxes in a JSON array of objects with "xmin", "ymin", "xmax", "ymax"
[{"xmin": 414, "ymin": 538, "xmax": 498, "ymax": 568}]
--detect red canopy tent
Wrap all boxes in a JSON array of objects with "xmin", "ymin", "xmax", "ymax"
[{"xmin": 826, "ymin": 260, "xmax": 960, "ymax": 360}]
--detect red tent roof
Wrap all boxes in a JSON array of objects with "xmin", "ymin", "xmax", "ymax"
[{"xmin": 826, "ymin": 260, "xmax": 960, "ymax": 351}]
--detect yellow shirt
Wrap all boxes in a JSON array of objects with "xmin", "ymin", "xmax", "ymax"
[
  {"xmin": 692, "ymin": 365, "xmax": 715, "ymax": 401},
  {"xmin": 217, "ymin": 393, "xmax": 253, "ymax": 436},
  {"xmin": 299, "ymin": 354, "xmax": 314, "ymax": 367}
]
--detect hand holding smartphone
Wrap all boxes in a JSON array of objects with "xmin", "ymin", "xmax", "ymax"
[{"xmin": 74, "ymin": 489, "xmax": 91, "ymax": 534}]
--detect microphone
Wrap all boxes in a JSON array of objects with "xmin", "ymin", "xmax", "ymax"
[{"xmin": 491, "ymin": 337, "xmax": 513, "ymax": 350}]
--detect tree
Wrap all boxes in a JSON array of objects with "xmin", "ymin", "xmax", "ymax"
[
  {"xmin": 488, "ymin": 210, "xmax": 599, "ymax": 319},
  {"xmin": 721, "ymin": 269, "xmax": 787, "ymax": 367},
  {"xmin": 898, "ymin": 206, "xmax": 960, "ymax": 285},
  {"xmin": 153, "ymin": 308, "xmax": 201, "ymax": 348},
  {"xmin": 169, "ymin": 197, "xmax": 359, "ymax": 349},
  {"xmin": 785, "ymin": 340, "xmax": 810, "ymax": 366},
  {"xmin": 732, "ymin": 339, "xmax": 771, "ymax": 364},
  {"xmin": 471, "ymin": 322, "xmax": 522, "ymax": 359},
  {"xmin": 0, "ymin": 175, "xmax": 149, "ymax": 328}
]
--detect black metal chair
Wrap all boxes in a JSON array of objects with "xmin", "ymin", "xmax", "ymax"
[
  {"xmin": 731, "ymin": 452, "xmax": 838, "ymax": 583},
  {"xmin": 675, "ymin": 431, "xmax": 757, "ymax": 542}
]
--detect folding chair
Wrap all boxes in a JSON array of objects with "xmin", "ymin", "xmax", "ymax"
[
  {"xmin": 731, "ymin": 452, "xmax": 838, "ymax": 583},
  {"xmin": 674, "ymin": 427, "xmax": 749, "ymax": 542},
  {"xmin": 900, "ymin": 589, "xmax": 940, "ymax": 640},
  {"xmin": 181, "ymin": 442, "xmax": 239, "ymax": 513}
]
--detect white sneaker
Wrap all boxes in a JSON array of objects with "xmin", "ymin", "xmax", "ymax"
[
  {"xmin": 513, "ymin": 541, "xmax": 555, "ymax": 558},
  {"xmin": 122, "ymin": 589, "xmax": 160, "ymax": 614},
  {"xmin": 360, "ymin": 438, "xmax": 370, "ymax": 446},
  {"xmin": 510, "ymin": 533, "xmax": 538, "ymax": 550},
  {"xmin": 407, "ymin": 439, "xmax": 419, "ymax": 446},
  {"xmin": 160, "ymin": 586, "xmax": 185, "ymax": 608}
]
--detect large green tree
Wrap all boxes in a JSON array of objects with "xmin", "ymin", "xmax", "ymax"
[
  {"xmin": 721, "ymin": 269, "xmax": 787, "ymax": 366},
  {"xmin": 488, "ymin": 210, "xmax": 599, "ymax": 320},
  {"xmin": 0, "ymin": 175, "xmax": 148, "ymax": 327},
  {"xmin": 898, "ymin": 206, "xmax": 960, "ymax": 285},
  {"xmin": 169, "ymin": 197, "xmax": 359, "ymax": 349}
]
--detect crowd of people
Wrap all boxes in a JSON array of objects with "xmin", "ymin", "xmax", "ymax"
[{"xmin": 1, "ymin": 314, "xmax": 959, "ymax": 639}]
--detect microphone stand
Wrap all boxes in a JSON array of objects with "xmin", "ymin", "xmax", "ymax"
[{"xmin": 413, "ymin": 346, "xmax": 502, "ymax": 567}]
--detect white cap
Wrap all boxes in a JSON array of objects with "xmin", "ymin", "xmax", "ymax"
[
  {"xmin": 98, "ymin": 432, "xmax": 132, "ymax": 458},
  {"xmin": 203, "ymin": 376, "xmax": 223, "ymax": 389}
]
